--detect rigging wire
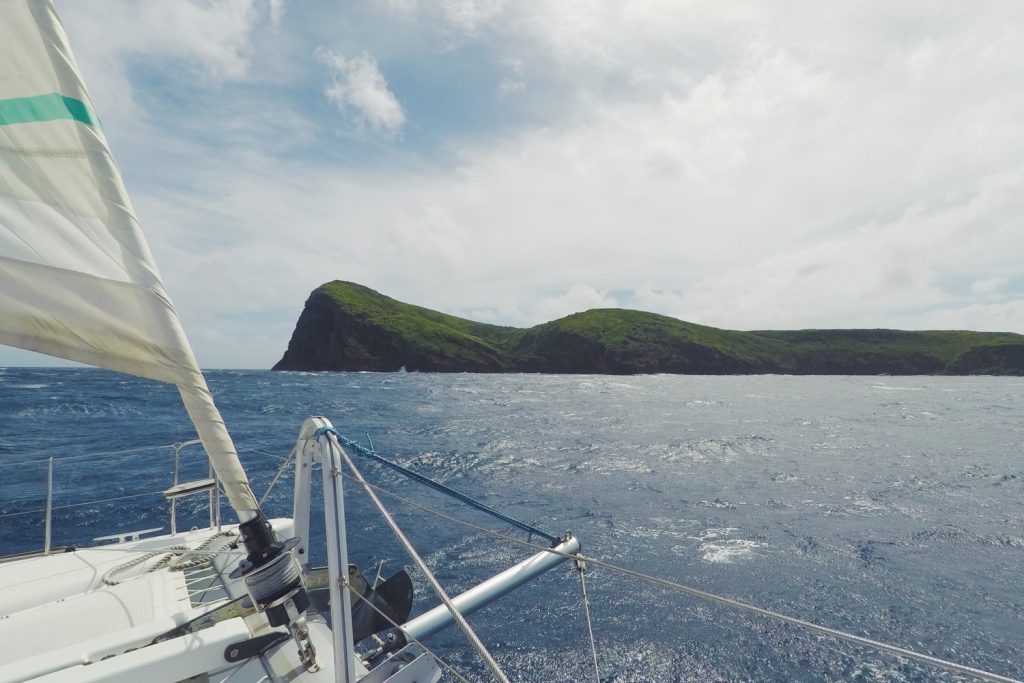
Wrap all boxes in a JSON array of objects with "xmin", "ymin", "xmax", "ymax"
[
  {"xmin": 574, "ymin": 555, "xmax": 602, "ymax": 683},
  {"xmin": 258, "ymin": 444, "xmax": 297, "ymax": 505},
  {"xmin": 0, "ymin": 447, "xmax": 291, "ymax": 519},
  {"xmin": 243, "ymin": 447, "xmax": 294, "ymax": 462},
  {"xmin": 2, "ymin": 434, "xmax": 1015, "ymax": 681},
  {"xmin": 0, "ymin": 442, "xmax": 285, "ymax": 471},
  {"xmin": 0, "ymin": 489, "xmax": 166, "ymax": 519},
  {"xmin": 0, "ymin": 444, "xmax": 174, "ymax": 469},
  {"xmin": 318, "ymin": 428, "xmax": 512, "ymax": 683},
  {"xmin": 333, "ymin": 431, "xmax": 557, "ymax": 544},
  {"xmin": 350, "ymin": 475, "xmax": 1024, "ymax": 683}
]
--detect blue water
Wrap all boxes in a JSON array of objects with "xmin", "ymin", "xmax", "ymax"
[{"xmin": 1, "ymin": 369, "xmax": 1021, "ymax": 682}]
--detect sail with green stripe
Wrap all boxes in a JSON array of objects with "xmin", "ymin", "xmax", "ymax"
[
  {"xmin": 0, "ymin": 0, "xmax": 259, "ymax": 516},
  {"xmin": 0, "ymin": 93, "xmax": 98, "ymax": 126}
]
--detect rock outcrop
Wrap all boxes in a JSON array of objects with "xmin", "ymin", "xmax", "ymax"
[{"xmin": 273, "ymin": 282, "xmax": 1024, "ymax": 375}]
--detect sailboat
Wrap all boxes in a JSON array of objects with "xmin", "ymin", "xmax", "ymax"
[
  {"xmin": 0, "ymin": 2, "xmax": 580, "ymax": 681},
  {"xmin": 5, "ymin": 3, "xmax": 1024, "ymax": 682}
]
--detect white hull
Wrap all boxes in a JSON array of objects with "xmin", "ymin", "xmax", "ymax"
[
  {"xmin": 0, "ymin": 417, "xmax": 582, "ymax": 683},
  {"xmin": 0, "ymin": 521, "xmax": 366, "ymax": 683}
]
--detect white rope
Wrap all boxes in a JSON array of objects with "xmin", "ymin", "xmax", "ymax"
[
  {"xmin": 84, "ymin": 544, "xmax": 247, "ymax": 558},
  {"xmin": 102, "ymin": 545, "xmax": 188, "ymax": 585},
  {"xmin": 354, "ymin": 477, "xmax": 1024, "ymax": 683},
  {"xmin": 102, "ymin": 531, "xmax": 236, "ymax": 585},
  {"xmin": 575, "ymin": 556, "xmax": 601, "ymax": 683},
  {"xmin": 325, "ymin": 435, "xmax": 512, "ymax": 683}
]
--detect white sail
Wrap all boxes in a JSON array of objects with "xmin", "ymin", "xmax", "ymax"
[{"xmin": 0, "ymin": 0, "xmax": 258, "ymax": 515}]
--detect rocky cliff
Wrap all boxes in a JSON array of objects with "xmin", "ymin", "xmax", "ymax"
[{"xmin": 272, "ymin": 282, "xmax": 1024, "ymax": 375}]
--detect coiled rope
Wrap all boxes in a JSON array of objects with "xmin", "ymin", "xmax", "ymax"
[{"xmin": 102, "ymin": 531, "xmax": 236, "ymax": 586}]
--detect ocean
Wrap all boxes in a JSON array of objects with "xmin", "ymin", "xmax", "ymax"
[{"xmin": 1, "ymin": 368, "xmax": 1021, "ymax": 682}]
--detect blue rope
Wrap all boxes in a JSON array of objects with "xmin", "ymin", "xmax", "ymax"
[{"xmin": 314, "ymin": 427, "xmax": 558, "ymax": 544}]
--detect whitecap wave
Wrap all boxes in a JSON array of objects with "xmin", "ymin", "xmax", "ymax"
[{"xmin": 700, "ymin": 539, "xmax": 765, "ymax": 563}]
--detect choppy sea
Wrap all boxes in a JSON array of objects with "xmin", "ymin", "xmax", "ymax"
[{"xmin": 1, "ymin": 368, "xmax": 1021, "ymax": 682}]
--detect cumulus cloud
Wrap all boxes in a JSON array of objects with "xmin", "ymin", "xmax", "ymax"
[
  {"xmin": 267, "ymin": 0, "xmax": 286, "ymax": 28},
  {"xmin": 632, "ymin": 168, "xmax": 1024, "ymax": 332},
  {"xmin": 318, "ymin": 50, "xmax": 406, "ymax": 136},
  {"xmin": 438, "ymin": 0, "xmax": 507, "ymax": 35},
  {"xmin": 30, "ymin": 0, "xmax": 1024, "ymax": 367},
  {"xmin": 532, "ymin": 286, "xmax": 620, "ymax": 324},
  {"xmin": 59, "ymin": 1, "xmax": 263, "ymax": 79},
  {"xmin": 497, "ymin": 79, "xmax": 525, "ymax": 97},
  {"xmin": 57, "ymin": 0, "xmax": 269, "ymax": 134},
  {"xmin": 971, "ymin": 277, "xmax": 1009, "ymax": 296},
  {"xmin": 383, "ymin": 0, "xmax": 507, "ymax": 36},
  {"xmin": 891, "ymin": 300, "xmax": 1024, "ymax": 333}
]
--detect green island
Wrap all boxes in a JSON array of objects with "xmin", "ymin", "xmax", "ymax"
[{"xmin": 272, "ymin": 281, "xmax": 1024, "ymax": 375}]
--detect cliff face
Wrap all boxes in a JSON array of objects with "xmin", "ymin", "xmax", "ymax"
[
  {"xmin": 272, "ymin": 289, "xmax": 505, "ymax": 372},
  {"xmin": 947, "ymin": 343, "xmax": 1024, "ymax": 375},
  {"xmin": 273, "ymin": 282, "xmax": 1024, "ymax": 375}
]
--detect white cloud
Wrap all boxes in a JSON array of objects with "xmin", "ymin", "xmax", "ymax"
[
  {"xmin": 383, "ymin": 0, "xmax": 507, "ymax": 35},
  {"xmin": 631, "ymin": 168, "xmax": 1024, "ymax": 332},
  {"xmin": 318, "ymin": 49, "xmax": 406, "ymax": 136},
  {"xmin": 440, "ymin": 0, "xmax": 507, "ymax": 34},
  {"xmin": 971, "ymin": 277, "xmax": 1009, "ymax": 296},
  {"xmin": 59, "ymin": 1, "xmax": 262, "ymax": 79},
  {"xmin": 890, "ymin": 300, "xmax": 1024, "ymax": 334},
  {"xmin": 128, "ymin": 0, "xmax": 258, "ymax": 79},
  {"xmin": 56, "ymin": 0, "xmax": 269, "ymax": 134},
  {"xmin": 135, "ymin": 106, "xmax": 1023, "ymax": 362},
  {"xmin": 503, "ymin": 57, "xmax": 524, "ymax": 73},
  {"xmin": 22, "ymin": 0, "xmax": 1024, "ymax": 368},
  {"xmin": 133, "ymin": 143, "xmax": 1021, "ymax": 366},
  {"xmin": 532, "ymin": 286, "xmax": 619, "ymax": 324},
  {"xmin": 388, "ymin": 205, "xmax": 468, "ymax": 272},
  {"xmin": 498, "ymin": 79, "xmax": 525, "ymax": 98},
  {"xmin": 268, "ymin": 0, "xmax": 286, "ymax": 28}
]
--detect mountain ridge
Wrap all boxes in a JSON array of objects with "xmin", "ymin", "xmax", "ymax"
[{"xmin": 272, "ymin": 281, "xmax": 1024, "ymax": 375}]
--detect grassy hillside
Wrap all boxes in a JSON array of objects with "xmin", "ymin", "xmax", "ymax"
[
  {"xmin": 317, "ymin": 281, "xmax": 521, "ymax": 346},
  {"xmin": 301, "ymin": 282, "xmax": 519, "ymax": 371},
  {"xmin": 272, "ymin": 282, "xmax": 1024, "ymax": 375}
]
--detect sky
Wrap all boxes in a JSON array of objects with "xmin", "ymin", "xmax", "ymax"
[{"xmin": 6, "ymin": 0, "xmax": 1024, "ymax": 368}]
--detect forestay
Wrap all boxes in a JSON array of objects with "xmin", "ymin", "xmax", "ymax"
[{"xmin": 0, "ymin": 0, "xmax": 258, "ymax": 515}]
